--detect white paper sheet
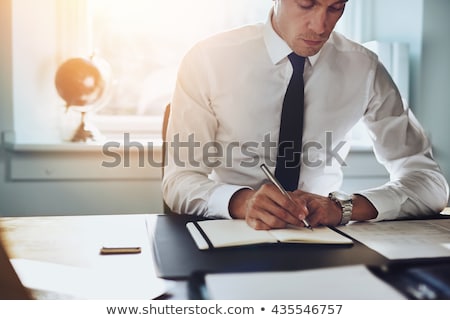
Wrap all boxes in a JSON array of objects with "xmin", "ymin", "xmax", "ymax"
[
  {"xmin": 205, "ymin": 265, "xmax": 406, "ymax": 300},
  {"xmin": 11, "ymin": 258, "xmax": 169, "ymax": 299},
  {"xmin": 337, "ymin": 219, "xmax": 450, "ymax": 260},
  {"xmin": 8, "ymin": 215, "xmax": 171, "ymax": 300}
]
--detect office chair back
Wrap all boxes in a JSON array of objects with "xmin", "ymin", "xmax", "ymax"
[{"xmin": 162, "ymin": 103, "xmax": 172, "ymax": 214}]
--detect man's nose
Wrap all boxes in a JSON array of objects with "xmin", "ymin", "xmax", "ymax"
[{"xmin": 308, "ymin": 10, "xmax": 327, "ymax": 35}]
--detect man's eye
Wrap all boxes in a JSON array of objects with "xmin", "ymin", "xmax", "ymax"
[
  {"xmin": 297, "ymin": 1, "xmax": 314, "ymax": 10},
  {"xmin": 329, "ymin": 3, "xmax": 346, "ymax": 12}
]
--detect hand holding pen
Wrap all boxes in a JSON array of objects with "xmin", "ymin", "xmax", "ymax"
[{"xmin": 260, "ymin": 164, "xmax": 313, "ymax": 230}]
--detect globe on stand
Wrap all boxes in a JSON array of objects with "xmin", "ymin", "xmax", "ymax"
[{"xmin": 55, "ymin": 55, "xmax": 112, "ymax": 142}]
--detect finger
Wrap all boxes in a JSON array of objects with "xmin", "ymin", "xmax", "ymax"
[
  {"xmin": 245, "ymin": 193, "xmax": 288, "ymax": 229},
  {"xmin": 249, "ymin": 200, "xmax": 290, "ymax": 229},
  {"xmin": 289, "ymin": 192, "xmax": 309, "ymax": 220},
  {"xmin": 292, "ymin": 189, "xmax": 307, "ymax": 197},
  {"xmin": 305, "ymin": 198, "xmax": 328, "ymax": 226},
  {"xmin": 258, "ymin": 185, "xmax": 304, "ymax": 226},
  {"xmin": 259, "ymin": 196, "xmax": 304, "ymax": 227},
  {"xmin": 246, "ymin": 216, "xmax": 272, "ymax": 230}
]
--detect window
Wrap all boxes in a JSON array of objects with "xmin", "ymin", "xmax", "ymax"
[
  {"xmin": 90, "ymin": 0, "xmax": 272, "ymax": 117},
  {"xmin": 84, "ymin": 0, "xmax": 274, "ymax": 136},
  {"xmin": 83, "ymin": 0, "xmax": 369, "ymax": 137},
  {"xmin": 7, "ymin": 0, "xmax": 371, "ymax": 144}
]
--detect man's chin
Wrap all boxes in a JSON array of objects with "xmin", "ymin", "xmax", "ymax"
[{"xmin": 293, "ymin": 47, "xmax": 322, "ymax": 57}]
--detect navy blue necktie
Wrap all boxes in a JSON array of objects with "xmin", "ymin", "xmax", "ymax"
[{"xmin": 275, "ymin": 53, "xmax": 306, "ymax": 191}]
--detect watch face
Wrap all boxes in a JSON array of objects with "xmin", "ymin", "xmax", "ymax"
[{"xmin": 334, "ymin": 191, "xmax": 352, "ymax": 201}]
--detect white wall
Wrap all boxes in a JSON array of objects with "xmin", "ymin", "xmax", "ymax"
[
  {"xmin": 368, "ymin": 0, "xmax": 424, "ymax": 111},
  {"xmin": 364, "ymin": 0, "xmax": 450, "ymax": 205},
  {"xmin": 419, "ymin": 0, "xmax": 450, "ymax": 202},
  {"xmin": 0, "ymin": 146, "xmax": 164, "ymax": 216}
]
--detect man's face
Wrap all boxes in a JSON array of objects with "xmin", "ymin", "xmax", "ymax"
[{"xmin": 272, "ymin": 0, "xmax": 347, "ymax": 57}]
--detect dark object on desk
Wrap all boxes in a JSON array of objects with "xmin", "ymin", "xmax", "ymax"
[
  {"xmin": 0, "ymin": 236, "xmax": 32, "ymax": 299},
  {"xmin": 100, "ymin": 246, "xmax": 142, "ymax": 255},
  {"xmin": 149, "ymin": 214, "xmax": 389, "ymax": 280},
  {"xmin": 373, "ymin": 260, "xmax": 450, "ymax": 299},
  {"xmin": 406, "ymin": 263, "xmax": 450, "ymax": 299}
]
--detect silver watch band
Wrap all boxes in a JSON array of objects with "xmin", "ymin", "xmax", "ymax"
[
  {"xmin": 328, "ymin": 192, "xmax": 353, "ymax": 226},
  {"xmin": 339, "ymin": 201, "xmax": 352, "ymax": 225}
]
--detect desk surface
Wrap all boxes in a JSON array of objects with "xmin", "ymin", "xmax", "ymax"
[
  {"xmin": 0, "ymin": 214, "xmax": 177, "ymax": 299},
  {"xmin": 0, "ymin": 213, "xmax": 388, "ymax": 299},
  {"xmin": 1, "ymin": 214, "xmax": 146, "ymax": 267},
  {"xmin": 2, "ymin": 213, "xmax": 449, "ymax": 300}
]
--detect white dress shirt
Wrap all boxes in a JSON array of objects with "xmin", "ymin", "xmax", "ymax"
[{"xmin": 162, "ymin": 15, "xmax": 449, "ymax": 221}]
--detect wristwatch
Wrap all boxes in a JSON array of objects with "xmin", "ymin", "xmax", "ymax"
[{"xmin": 328, "ymin": 191, "xmax": 353, "ymax": 225}]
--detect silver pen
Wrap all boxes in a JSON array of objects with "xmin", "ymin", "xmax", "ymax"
[{"xmin": 260, "ymin": 164, "xmax": 313, "ymax": 230}]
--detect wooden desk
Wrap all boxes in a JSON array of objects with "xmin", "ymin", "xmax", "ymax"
[
  {"xmin": 0, "ymin": 213, "xmax": 388, "ymax": 299},
  {"xmin": 3, "ymin": 212, "xmax": 449, "ymax": 300},
  {"xmin": 0, "ymin": 214, "xmax": 176, "ymax": 299}
]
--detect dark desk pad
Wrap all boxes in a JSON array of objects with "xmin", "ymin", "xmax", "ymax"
[{"xmin": 150, "ymin": 214, "xmax": 390, "ymax": 280}]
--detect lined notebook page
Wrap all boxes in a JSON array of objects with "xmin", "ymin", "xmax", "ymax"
[
  {"xmin": 270, "ymin": 225, "xmax": 353, "ymax": 244},
  {"xmin": 193, "ymin": 220, "xmax": 278, "ymax": 248}
]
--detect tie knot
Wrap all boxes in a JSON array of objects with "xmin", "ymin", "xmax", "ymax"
[{"xmin": 288, "ymin": 52, "xmax": 305, "ymax": 73}]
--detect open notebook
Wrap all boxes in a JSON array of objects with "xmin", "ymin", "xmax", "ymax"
[{"xmin": 187, "ymin": 219, "xmax": 353, "ymax": 250}]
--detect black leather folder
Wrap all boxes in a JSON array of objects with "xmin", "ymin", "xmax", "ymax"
[
  {"xmin": 149, "ymin": 214, "xmax": 389, "ymax": 280},
  {"xmin": 371, "ymin": 260, "xmax": 450, "ymax": 299}
]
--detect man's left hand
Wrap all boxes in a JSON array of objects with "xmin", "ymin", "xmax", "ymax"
[{"xmin": 292, "ymin": 190, "xmax": 342, "ymax": 227}]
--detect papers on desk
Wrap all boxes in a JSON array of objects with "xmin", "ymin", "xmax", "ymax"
[
  {"xmin": 204, "ymin": 265, "xmax": 406, "ymax": 300},
  {"xmin": 7, "ymin": 215, "xmax": 172, "ymax": 300},
  {"xmin": 337, "ymin": 219, "xmax": 450, "ymax": 260},
  {"xmin": 11, "ymin": 258, "xmax": 169, "ymax": 300}
]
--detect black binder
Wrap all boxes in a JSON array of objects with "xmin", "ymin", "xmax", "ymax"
[
  {"xmin": 149, "ymin": 214, "xmax": 389, "ymax": 280},
  {"xmin": 371, "ymin": 260, "xmax": 450, "ymax": 299}
]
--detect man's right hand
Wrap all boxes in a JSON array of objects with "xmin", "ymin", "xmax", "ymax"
[{"xmin": 228, "ymin": 184, "xmax": 308, "ymax": 230}]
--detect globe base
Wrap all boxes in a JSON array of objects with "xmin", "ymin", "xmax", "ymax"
[{"xmin": 71, "ymin": 119, "xmax": 104, "ymax": 143}]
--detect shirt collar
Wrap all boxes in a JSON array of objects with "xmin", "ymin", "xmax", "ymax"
[{"xmin": 263, "ymin": 8, "xmax": 322, "ymax": 67}]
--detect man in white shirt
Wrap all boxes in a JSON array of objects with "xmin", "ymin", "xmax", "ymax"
[{"xmin": 162, "ymin": 0, "xmax": 449, "ymax": 229}]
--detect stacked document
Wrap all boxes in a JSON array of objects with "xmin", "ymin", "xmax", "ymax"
[
  {"xmin": 337, "ymin": 219, "xmax": 450, "ymax": 260},
  {"xmin": 204, "ymin": 265, "xmax": 406, "ymax": 300}
]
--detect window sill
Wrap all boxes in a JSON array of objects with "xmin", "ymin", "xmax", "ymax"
[
  {"xmin": 3, "ymin": 133, "xmax": 372, "ymax": 154},
  {"xmin": 349, "ymin": 141, "xmax": 373, "ymax": 153},
  {"xmin": 3, "ymin": 132, "xmax": 163, "ymax": 153}
]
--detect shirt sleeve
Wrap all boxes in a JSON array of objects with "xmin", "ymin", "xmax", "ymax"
[
  {"xmin": 358, "ymin": 62, "xmax": 449, "ymax": 221},
  {"xmin": 161, "ymin": 43, "xmax": 249, "ymax": 219}
]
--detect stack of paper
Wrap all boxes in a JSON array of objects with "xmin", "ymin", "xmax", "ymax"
[{"xmin": 205, "ymin": 265, "xmax": 406, "ymax": 300}]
